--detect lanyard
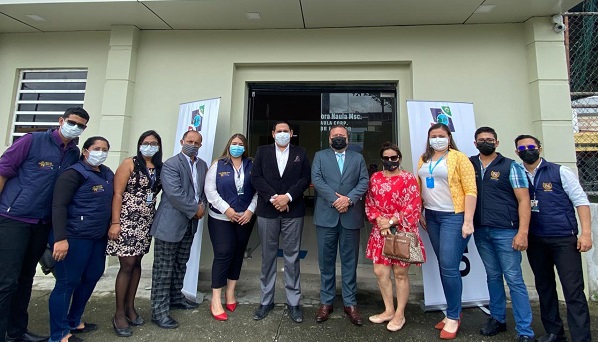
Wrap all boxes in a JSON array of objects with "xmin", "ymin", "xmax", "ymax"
[{"xmin": 428, "ymin": 151, "xmax": 448, "ymax": 175}]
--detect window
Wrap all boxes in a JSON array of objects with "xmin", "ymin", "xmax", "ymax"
[{"xmin": 11, "ymin": 69, "xmax": 87, "ymax": 143}]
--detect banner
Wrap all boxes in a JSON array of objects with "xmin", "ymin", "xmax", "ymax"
[
  {"xmin": 406, "ymin": 100, "xmax": 489, "ymax": 311},
  {"xmin": 174, "ymin": 97, "xmax": 220, "ymax": 303}
]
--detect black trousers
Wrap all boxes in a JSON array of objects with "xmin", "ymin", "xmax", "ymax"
[
  {"xmin": 0, "ymin": 216, "xmax": 51, "ymax": 340},
  {"xmin": 527, "ymin": 234, "xmax": 591, "ymax": 342},
  {"xmin": 207, "ymin": 215, "xmax": 254, "ymax": 289}
]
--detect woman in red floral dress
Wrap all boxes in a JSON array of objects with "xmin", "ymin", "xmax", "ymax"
[{"xmin": 365, "ymin": 142, "xmax": 425, "ymax": 332}]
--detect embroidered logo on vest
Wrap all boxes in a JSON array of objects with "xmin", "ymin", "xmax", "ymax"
[
  {"xmin": 542, "ymin": 182, "xmax": 553, "ymax": 191},
  {"xmin": 218, "ymin": 171, "xmax": 230, "ymax": 177},
  {"xmin": 490, "ymin": 171, "xmax": 500, "ymax": 180},
  {"xmin": 38, "ymin": 161, "xmax": 54, "ymax": 170},
  {"xmin": 92, "ymin": 185, "xmax": 105, "ymax": 192}
]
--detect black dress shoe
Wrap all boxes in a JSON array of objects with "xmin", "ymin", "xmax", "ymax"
[
  {"xmin": 288, "ymin": 305, "xmax": 303, "ymax": 323},
  {"xmin": 151, "ymin": 316, "xmax": 179, "ymax": 329},
  {"xmin": 536, "ymin": 333, "xmax": 568, "ymax": 342},
  {"xmin": 126, "ymin": 314, "xmax": 144, "ymax": 326},
  {"xmin": 6, "ymin": 331, "xmax": 49, "ymax": 342},
  {"xmin": 480, "ymin": 318, "xmax": 507, "ymax": 336},
  {"xmin": 517, "ymin": 336, "xmax": 534, "ymax": 342},
  {"xmin": 170, "ymin": 300, "xmax": 199, "ymax": 310},
  {"xmin": 253, "ymin": 303, "xmax": 275, "ymax": 320},
  {"xmin": 112, "ymin": 317, "xmax": 133, "ymax": 337},
  {"xmin": 70, "ymin": 323, "xmax": 98, "ymax": 334}
]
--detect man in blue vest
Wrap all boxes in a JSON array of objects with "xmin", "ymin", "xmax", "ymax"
[
  {"xmin": 516, "ymin": 134, "xmax": 592, "ymax": 342},
  {"xmin": 469, "ymin": 127, "xmax": 534, "ymax": 342},
  {"xmin": 0, "ymin": 107, "xmax": 89, "ymax": 342}
]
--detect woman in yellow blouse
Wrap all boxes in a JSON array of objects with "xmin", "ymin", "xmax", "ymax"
[{"xmin": 416, "ymin": 123, "xmax": 477, "ymax": 340}]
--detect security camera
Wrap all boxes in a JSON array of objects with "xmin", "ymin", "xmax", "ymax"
[{"xmin": 552, "ymin": 14, "xmax": 566, "ymax": 33}]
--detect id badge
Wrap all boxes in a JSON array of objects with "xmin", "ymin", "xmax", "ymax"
[
  {"xmin": 237, "ymin": 186, "xmax": 244, "ymax": 195},
  {"xmin": 531, "ymin": 199, "xmax": 539, "ymax": 212},
  {"xmin": 146, "ymin": 192, "xmax": 154, "ymax": 206},
  {"xmin": 426, "ymin": 176, "xmax": 435, "ymax": 189}
]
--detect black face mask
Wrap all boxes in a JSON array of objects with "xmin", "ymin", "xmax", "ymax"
[
  {"xmin": 331, "ymin": 136, "xmax": 347, "ymax": 151},
  {"xmin": 476, "ymin": 142, "xmax": 496, "ymax": 156},
  {"xmin": 383, "ymin": 160, "xmax": 400, "ymax": 171},
  {"xmin": 518, "ymin": 149, "xmax": 540, "ymax": 164}
]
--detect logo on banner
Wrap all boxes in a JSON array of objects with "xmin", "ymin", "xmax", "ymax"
[
  {"xmin": 188, "ymin": 104, "xmax": 205, "ymax": 132},
  {"xmin": 430, "ymin": 106, "xmax": 455, "ymax": 132}
]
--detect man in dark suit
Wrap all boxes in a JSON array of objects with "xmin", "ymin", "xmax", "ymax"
[
  {"xmin": 311, "ymin": 125, "xmax": 369, "ymax": 326},
  {"xmin": 250, "ymin": 121, "xmax": 311, "ymax": 323},
  {"xmin": 150, "ymin": 130, "xmax": 208, "ymax": 329}
]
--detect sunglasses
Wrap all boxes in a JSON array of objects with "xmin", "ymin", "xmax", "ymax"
[
  {"xmin": 141, "ymin": 142, "xmax": 159, "ymax": 147},
  {"xmin": 517, "ymin": 144, "xmax": 538, "ymax": 151},
  {"xmin": 66, "ymin": 119, "xmax": 87, "ymax": 130},
  {"xmin": 381, "ymin": 156, "xmax": 400, "ymax": 162}
]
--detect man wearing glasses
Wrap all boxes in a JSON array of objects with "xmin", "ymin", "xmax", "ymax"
[
  {"xmin": 469, "ymin": 127, "xmax": 534, "ymax": 342},
  {"xmin": 0, "ymin": 107, "xmax": 89, "ymax": 342},
  {"xmin": 515, "ymin": 134, "xmax": 592, "ymax": 342},
  {"xmin": 311, "ymin": 125, "xmax": 369, "ymax": 326}
]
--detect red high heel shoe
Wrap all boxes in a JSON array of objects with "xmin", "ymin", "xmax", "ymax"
[
  {"xmin": 435, "ymin": 312, "xmax": 463, "ymax": 330},
  {"xmin": 226, "ymin": 302, "xmax": 238, "ymax": 312},
  {"xmin": 210, "ymin": 304, "xmax": 228, "ymax": 321},
  {"xmin": 439, "ymin": 319, "xmax": 461, "ymax": 340}
]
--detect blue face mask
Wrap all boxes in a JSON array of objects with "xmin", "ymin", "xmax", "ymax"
[{"xmin": 229, "ymin": 145, "xmax": 245, "ymax": 158}]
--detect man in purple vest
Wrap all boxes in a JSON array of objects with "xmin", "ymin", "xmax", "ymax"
[
  {"xmin": 516, "ymin": 134, "xmax": 592, "ymax": 342},
  {"xmin": 0, "ymin": 108, "xmax": 89, "ymax": 342}
]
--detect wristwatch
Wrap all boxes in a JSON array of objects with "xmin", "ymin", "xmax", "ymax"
[{"xmin": 347, "ymin": 198, "xmax": 353, "ymax": 206}]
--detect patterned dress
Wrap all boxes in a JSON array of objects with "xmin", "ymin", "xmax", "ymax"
[
  {"xmin": 106, "ymin": 158, "xmax": 160, "ymax": 257},
  {"xmin": 365, "ymin": 171, "xmax": 426, "ymax": 267}
]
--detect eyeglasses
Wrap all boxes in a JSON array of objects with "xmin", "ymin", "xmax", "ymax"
[
  {"xmin": 141, "ymin": 142, "xmax": 159, "ymax": 147},
  {"xmin": 476, "ymin": 138, "xmax": 496, "ymax": 144},
  {"xmin": 66, "ymin": 120, "xmax": 87, "ymax": 130},
  {"xmin": 517, "ymin": 144, "xmax": 537, "ymax": 151},
  {"xmin": 381, "ymin": 156, "xmax": 400, "ymax": 162}
]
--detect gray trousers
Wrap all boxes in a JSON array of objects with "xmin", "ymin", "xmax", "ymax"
[{"xmin": 257, "ymin": 216, "xmax": 304, "ymax": 306}]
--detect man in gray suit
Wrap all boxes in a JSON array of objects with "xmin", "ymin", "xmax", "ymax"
[
  {"xmin": 312, "ymin": 125, "xmax": 369, "ymax": 326},
  {"xmin": 150, "ymin": 130, "xmax": 208, "ymax": 329}
]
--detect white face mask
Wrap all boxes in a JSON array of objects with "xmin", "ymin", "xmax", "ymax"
[
  {"xmin": 60, "ymin": 121, "xmax": 84, "ymax": 140},
  {"xmin": 140, "ymin": 145, "xmax": 159, "ymax": 157},
  {"xmin": 86, "ymin": 150, "xmax": 108, "ymax": 166},
  {"xmin": 429, "ymin": 137, "xmax": 449, "ymax": 151},
  {"xmin": 274, "ymin": 132, "xmax": 290, "ymax": 147}
]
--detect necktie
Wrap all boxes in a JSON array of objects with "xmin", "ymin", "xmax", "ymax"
[{"xmin": 336, "ymin": 153, "xmax": 344, "ymax": 175}]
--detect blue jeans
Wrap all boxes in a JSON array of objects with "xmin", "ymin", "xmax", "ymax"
[
  {"xmin": 474, "ymin": 227, "xmax": 534, "ymax": 338},
  {"xmin": 425, "ymin": 209, "xmax": 469, "ymax": 320},
  {"xmin": 48, "ymin": 236, "xmax": 106, "ymax": 342}
]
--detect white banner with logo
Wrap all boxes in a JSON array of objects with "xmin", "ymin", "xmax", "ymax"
[
  {"xmin": 406, "ymin": 100, "xmax": 489, "ymax": 311},
  {"xmin": 174, "ymin": 97, "xmax": 220, "ymax": 303}
]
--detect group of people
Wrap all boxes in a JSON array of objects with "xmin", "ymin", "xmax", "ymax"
[{"xmin": 0, "ymin": 108, "xmax": 592, "ymax": 342}]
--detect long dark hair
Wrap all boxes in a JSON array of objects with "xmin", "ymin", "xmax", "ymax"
[
  {"xmin": 80, "ymin": 136, "xmax": 110, "ymax": 160},
  {"xmin": 219, "ymin": 133, "xmax": 249, "ymax": 162},
  {"xmin": 134, "ymin": 130, "xmax": 163, "ymax": 190},
  {"xmin": 421, "ymin": 123, "xmax": 459, "ymax": 162}
]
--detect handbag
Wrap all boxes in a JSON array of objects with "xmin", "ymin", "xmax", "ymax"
[{"xmin": 382, "ymin": 230, "xmax": 425, "ymax": 264}]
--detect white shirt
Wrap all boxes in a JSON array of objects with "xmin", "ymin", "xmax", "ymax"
[
  {"xmin": 182, "ymin": 153, "xmax": 199, "ymax": 203},
  {"xmin": 274, "ymin": 144, "xmax": 293, "ymax": 202},
  {"xmin": 418, "ymin": 159, "xmax": 455, "ymax": 212},
  {"xmin": 522, "ymin": 159, "xmax": 590, "ymax": 207},
  {"xmin": 204, "ymin": 160, "xmax": 258, "ymax": 221}
]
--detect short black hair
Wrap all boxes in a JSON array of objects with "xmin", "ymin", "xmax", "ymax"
[
  {"xmin": 182, "ymin": 129, "xmax": 202, "ymax": 141},
  {"xmin": 379, "ymin": 141, "xmax": 402, "ymax": 160},
  {"xmin": 514, "ymin": 134, "xmax": 541, "ymax": 147},
  {"xmin": 63, "ymin": 107, "xmax": 90, "ymax": 122},
  {"xmin": 80, "ymin": 136, "xmax": 110, "ymax": 160},
  {"xmin": 474, "ymin": 126, "xmax": 497, "ymax": 140},
  {"xmin": 272, "ymin": 120, "xmax": 292, "ymax": 131}
]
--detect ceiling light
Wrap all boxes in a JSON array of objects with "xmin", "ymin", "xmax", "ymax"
[
  {"xmin": 245, "ymin": 12, "xmax": 262, "ymax": 20},
  {"xmin": 475, "ymin": 5, "xmax": 496, "ymax": 13},
  {"xmin": 25, "ymin": 14, "xmax": 46, "ymax": 21}
]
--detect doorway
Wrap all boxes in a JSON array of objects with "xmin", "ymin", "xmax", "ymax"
[{"xmin": 245, "ymin": 83, "xmax": 398, "ymax": 274}]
